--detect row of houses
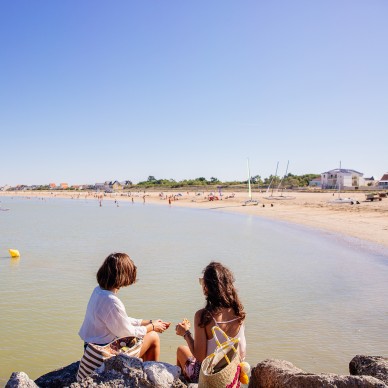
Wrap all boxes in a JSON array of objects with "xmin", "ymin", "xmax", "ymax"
[
  {"xmin": 0, "ymin": 180, "xmax": 133, "ymax": 192},
  {"xmin": 94, "ymin": 181, "xmax": 133, "ymax": 192},
  {"xmin": 2, "ymin": 173, "xmax": 387, "ymax": 192},
  {"xmin": 309, "ymin": 170, "xmax": 388, "ymax": 189}
]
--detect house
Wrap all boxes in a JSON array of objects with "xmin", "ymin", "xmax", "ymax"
[
  {"xmin": 112, "ymin": 181, "xmax": 123, "ymax": 191},
  {"xmin": 49, "ymin": 183, "xmax": 57, "ymax": 189},
  {"xmin": 378, "ymin": 173, "xmax": 388, "ymax": 188},
  {"xmin": 321, "ymin": 168, "xmax": 365, "ymax": 189},
  {"xmin": 95, "ymin": 183, "xmax": 108, "ymax": 191},
  {"xmin": 95, "ymin": 182, "xmax": 113, "ymax": 192},
  {"xmin": 120, "ymin": 180, "xmax": 132, "ymax": 187},
  {"xmin": 60, "ymin": 183, "xmax": 69, "ymax": 189},
  {"xmin": 309, "ymin": 177, "xmax": 322, "ymax": 187},
  {"xmin": 364, "ymin": 177, "xmax": 376, "ymax": 187}
]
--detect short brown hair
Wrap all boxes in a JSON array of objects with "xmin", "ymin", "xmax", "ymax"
[{"xmin": 97, "ymin": 253, "xmax": 137, "ymax": 290}]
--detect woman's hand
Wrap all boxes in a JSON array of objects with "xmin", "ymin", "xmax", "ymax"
[
  {"xmin": 175, "ymin": 318, "xmax": 191, "ymax": 336},
  {"xmin": 153, "ymin": 319, "xmax": 170, "ymax": 333}
]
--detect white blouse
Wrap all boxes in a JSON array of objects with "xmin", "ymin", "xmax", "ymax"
[{"xmin": 79, "ymin": 286, "xmax": 147, "ymax": 344}]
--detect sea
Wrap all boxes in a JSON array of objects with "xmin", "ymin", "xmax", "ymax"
[{"xmin": 0, "ymin": 195, "xmax": 387, "ymax": 384}]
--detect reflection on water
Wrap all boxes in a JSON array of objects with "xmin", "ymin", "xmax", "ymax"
[{"xmin": 0, "ymin": 196, "xmax": 387, "ymax": 383}]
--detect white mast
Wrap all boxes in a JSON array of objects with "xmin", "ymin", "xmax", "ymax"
[
  {"xmin": 266, "ymin": 161, "xmax": 279, "ymax": 195},
  {"xmin": 338, "ymin": 161, "xmax": 341, "ymax": 199},
  {"xmin": 247, "ymin": 158, "xmax": 252, "ymax": 200},
  {"xmin": 277, "ymin": 160, "xmax": 290, "ymax": 194}
]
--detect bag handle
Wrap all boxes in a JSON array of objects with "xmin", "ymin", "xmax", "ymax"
[
  {"xmin": 211, "ymin": 326, "xmax": 239, "ymax": 364},
  {"xmin": 204, "ymin": 326, "xmax": 240, "ymax": 374}
]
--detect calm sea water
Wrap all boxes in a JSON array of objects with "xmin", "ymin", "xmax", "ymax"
[{"xmin": 0, "ymin": 196, "xmax": 387, "ymax": 383}]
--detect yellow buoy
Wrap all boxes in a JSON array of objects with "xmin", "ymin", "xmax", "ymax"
[{"xmin": 9, "ymin": 249, "xmax": 20, "ymax": 258}]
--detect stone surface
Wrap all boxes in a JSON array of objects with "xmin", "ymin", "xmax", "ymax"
[
  {"xmin": 5, "ymin": 372, "xmax": 38, "ymax": 388},
  {"xmin": 143, "ymin": 362, "xmax": 182, "ymax": 387},
  {"xmin": 349, "ymin": 355, "xmax": 388, "ymax": 385},
  {"xmin": 68, "ymin": 354, "xmax": 187, "ymax": 388},
  {"xmin": 7, "ymin": 355, "xmax": 388, "ymax": 387},
  {"xmin": 248, "ymin": 359, "xmax": 387, "ymax": 388},
  {"xmin": 34, "ymin": 361, "xmax": 79, "ymax": 387},
  {"xmin": 6, "ymin": 355, "xmax": 187, "ymax": 388}
]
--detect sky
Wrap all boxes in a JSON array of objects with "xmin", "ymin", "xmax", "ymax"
[{"xmin": 1, "ymin": 0, "xmax": 387, "ymax": 186}]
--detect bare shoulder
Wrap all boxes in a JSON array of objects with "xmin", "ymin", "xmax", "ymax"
[{"xmin": 194, "ymin": 308, "xmax": 205, "ymax": 322}]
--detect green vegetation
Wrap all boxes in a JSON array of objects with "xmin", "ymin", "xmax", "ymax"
[
  {"xmin": 135, "ymin": 173, "xmax": 320, "ymax": 189},
  {"xmin": 6, "ymin": 173, "xmax": 321, "ymax": 191},
  {"xmin": 276, "ymin": 173, "xmax": 320, "ymax": 189},
  {"xmin": 136, "ymin": 176, "xmax": 223, "ymax": 188}
]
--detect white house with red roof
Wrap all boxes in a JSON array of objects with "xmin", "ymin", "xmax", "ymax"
[
  {"xmin": 321, "ymin": 168, "xmax": 365, "ymax": 189},
  {"xmin": 378, "ymin": 173, "xmax": 388, "ymax": 188}
]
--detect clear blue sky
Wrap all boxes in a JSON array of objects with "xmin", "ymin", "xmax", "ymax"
[{"xmin": 1, "ymin": 0, "xmax": 387, "ymax": 186}]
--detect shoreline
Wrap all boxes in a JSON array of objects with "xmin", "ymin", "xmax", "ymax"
[{"xmin": 1, "ymin": 190, "xmax": 388, "ymax": 249}]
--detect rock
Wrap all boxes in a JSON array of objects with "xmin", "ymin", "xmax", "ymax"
[
  {"xmin": 6, "ymin": 355, "xmax": 187, "ymax": 388},
  {"xmin": 143, "ymin": 362, "xmax": 181, "ymax": 387},
  {"xmin": 350, "ymin": 355, "xmax": 388, "ymax": 385},
  {"xmin": 248, "ymin": 359, "xmax": 387, "ymax": 388},
  {"xmin": 34, "ymin": 361, "xmax": 79, "ymax": 387},
  {"xmin": 5, "ymin": 372, "xmax": 38, "ymax": 388},
  {"xmin": 68, "ymin": 354, "xmax": 187, "ymax": 388},
  {"xmin": 7, "ymin": 355, "xmax": 388, "ymax": 388}
]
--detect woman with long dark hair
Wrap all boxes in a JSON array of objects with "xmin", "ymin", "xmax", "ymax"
[{"xmin": 175, "ymin": 261, "xmax": 246, "ymax": 383}]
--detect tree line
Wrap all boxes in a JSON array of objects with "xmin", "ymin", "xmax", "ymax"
[
  {"xmin": 11, "ymin": 173, "xmax": 320, "ymax": 191},
  {"xmin": 136, "ymin": 173, "xmax": 320, "ymax": 189}
]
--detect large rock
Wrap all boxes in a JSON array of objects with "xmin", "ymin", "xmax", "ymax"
[
  {"xmin": 69, "ymin": 354, "xmax": 185, "ymax": 387},
  {"xmin": 35, "ymin": 361, "xmax": 79, "ymax": 387},
  {"xmin": 248, "ymin": 359, "xmax": 387, "ymax": 388},
  {"xmin": 6, "ymin": 355, "xmax": 187, "ymax": 388},
  {"xmin": 143, "ymin": 361, "xmax": 182, "ymax": 387},
  {"xmin": 349, "ymin": 355, "xmax": 388, "ymax": 385},
  {"xmin": 5, "ymin": 372, "xmax": 38, "ymax": 388}
]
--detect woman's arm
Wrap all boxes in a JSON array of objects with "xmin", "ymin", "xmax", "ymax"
[
  {"xmin": 192, "ymin": 310, "xmax": 207, "ymax": 361},
  {"xmin": 105, "ymin": 304, "xmax": 148, "ymax": 338},
  {"xmin": 140, "ymin": 319, "xmax": 169, "ymax": 333},
  {"xmin": 176, "ymin": 310, "xmax": 207, "ymax": 362}
]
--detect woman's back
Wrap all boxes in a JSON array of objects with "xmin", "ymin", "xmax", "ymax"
[{"xmin": 204, "ymin": 308, "xmax": 246, "ymax": 360}]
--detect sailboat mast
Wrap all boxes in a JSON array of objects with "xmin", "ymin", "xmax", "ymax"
[
  {"xmin": 277, "ymin": 160, "xmax": 290, "ymax": 194},
  {"xmin": 247, "ymin": 158, "xmax": 252, "ymax": 200},
  {"xmin": 338, "ymin": 161, "xmax": 341, "ymax": 199},
  {"xmin": 271, "ymin": 161, "xmax": 279, "ymax": 196}
]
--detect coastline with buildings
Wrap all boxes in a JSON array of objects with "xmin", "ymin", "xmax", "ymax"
[{"xmin": 2, "ymin": 186, "xmax": 388, "ymax": 250}]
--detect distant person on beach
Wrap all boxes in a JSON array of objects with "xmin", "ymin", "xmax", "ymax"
[
  {"xmin": 79, "ymin": 253, "xmax": 170, "ymax": 361},
  {"xmin": 175, "ymin": 262, "xmax": 246, "ymax": 383}
]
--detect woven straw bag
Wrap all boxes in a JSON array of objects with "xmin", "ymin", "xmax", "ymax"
[
  {"xmin": 198, "ymin": 326, "xmax": 241, "ymax": 388},
  {"xmin": 76, "ymin": 336, "xmax": 142, "ymax": 382}
]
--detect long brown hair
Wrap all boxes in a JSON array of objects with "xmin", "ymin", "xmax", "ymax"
[
  {"xmin": 97, "ymin": 253, "xmax": 137, "ymax": 290},
  {"xmin": 199, "ymin": 261, "xmax": 246, "ymax": 327}
]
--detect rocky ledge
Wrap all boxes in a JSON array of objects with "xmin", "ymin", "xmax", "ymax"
[{"xmin": 6, "ymin": 355, "xmax": 388, "ymax": 388}]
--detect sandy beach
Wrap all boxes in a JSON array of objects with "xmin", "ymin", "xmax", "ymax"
[{"xmin": 2, "ymin": 189, "xmax": 388, "ymax": 249}]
